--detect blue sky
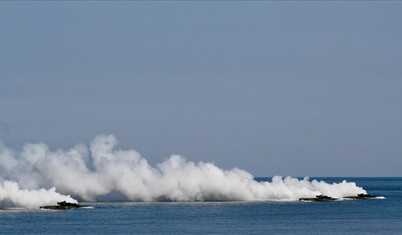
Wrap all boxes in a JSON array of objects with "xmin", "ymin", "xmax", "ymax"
[{"xmin": 1, "ymin": 2, "xmax": 401, "ymax": 176}]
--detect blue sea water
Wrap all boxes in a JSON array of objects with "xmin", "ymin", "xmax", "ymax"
[{"xmin": 1, "ymin": 177, "xmax": 401, "ymax": 234}]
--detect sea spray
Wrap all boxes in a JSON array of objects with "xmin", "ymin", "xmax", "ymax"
[{"xmin": 0, "ymin": 135, "xmax": 366, "ymax": 207}]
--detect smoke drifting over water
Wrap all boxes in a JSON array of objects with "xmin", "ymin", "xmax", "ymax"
[{"xmin": 0, "ymin": 135, "xmax": 366, "ymax": 208}]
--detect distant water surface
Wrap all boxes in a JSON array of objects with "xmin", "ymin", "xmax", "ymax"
[{"xmin": 1, "ymin": 177, "xmax": 401, "ymax": 234}]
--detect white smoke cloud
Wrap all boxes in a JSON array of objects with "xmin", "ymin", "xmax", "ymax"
[
  {"xmin": 0, "ymin": 135, "xmax": 366, "ymax": 208},
  {"xmin": 0, "ymin": 180, "xmax": 77, "ymax": 209}
]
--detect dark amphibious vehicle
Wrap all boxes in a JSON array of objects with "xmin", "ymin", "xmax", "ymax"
[
  {"xmin": 299, "ymin": 193, "xmax": 378, "ymax": 202},
  {"xmin": 343, "ymin": 193, "xmax": 377, "ymax": 200},
  {"xmin": 299, "ymin": 195, "xmax": 337, "ymax": 202},
  {"xmin": 40, "ymin": 201, "xmax": 85, "ymax": 210}
]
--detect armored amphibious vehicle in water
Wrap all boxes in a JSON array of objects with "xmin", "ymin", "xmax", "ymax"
[
  {"xmin": 299, "ymin": 195, "xmax": 337, "ymax": 202},
  {"xmin": 40, "ymin": 201, "xmax": 85, "ymax": 210},
  {"xmin": 343, "ymin": 193, "xmax": 377, "ymax": 200}
]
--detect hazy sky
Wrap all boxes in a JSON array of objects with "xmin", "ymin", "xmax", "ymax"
[{"xmin": 1, "ymin": 2, "xmax": 401, "ymax": 177}]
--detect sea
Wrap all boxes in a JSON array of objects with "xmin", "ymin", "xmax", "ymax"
[{"xmin": 1, "ymin": 177, "xmax": 401, "ymax": 234}]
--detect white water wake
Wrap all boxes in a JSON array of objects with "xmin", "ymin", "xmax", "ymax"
[{"xmin": 0, "ymin": 135, "xmax": 366, "ymax": 208}]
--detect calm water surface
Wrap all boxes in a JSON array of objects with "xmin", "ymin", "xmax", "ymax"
[{"xmin": 1, "ymin": 178, "xmax": 401, "ymax": 234}]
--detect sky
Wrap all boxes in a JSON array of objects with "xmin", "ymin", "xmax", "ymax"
[{"xmin": 1, "ymin": 2, "xmax": 401, "ymax": 177}]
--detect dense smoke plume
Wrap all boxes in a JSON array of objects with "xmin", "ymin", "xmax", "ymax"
[{"xmin": 0, "ymin": 135, "xmax": 366, "ymax": 208}]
